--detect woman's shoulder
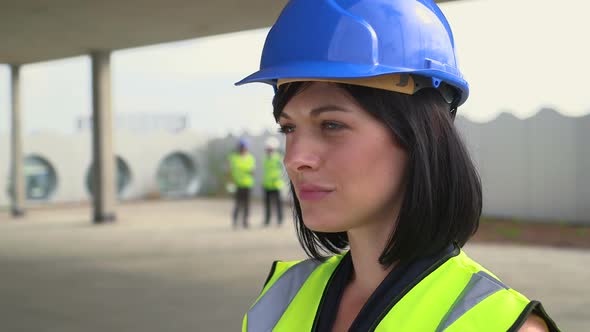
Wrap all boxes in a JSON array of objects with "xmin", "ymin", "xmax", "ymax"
[
  {"xmin": 263, "ymin": 255, "xmax": 345, "ymax": 287},
  {"xmin": 519, "ymin": 315, "xmax": 550, "ymax": 332},
  {"xmin": 455, "ymin": 249, "xmax": 559, "ymax": 332}
]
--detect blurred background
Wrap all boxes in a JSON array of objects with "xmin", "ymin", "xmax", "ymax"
[{"xmin": 0, "ymin": 0, "xmax": 588, "ymax": 331}]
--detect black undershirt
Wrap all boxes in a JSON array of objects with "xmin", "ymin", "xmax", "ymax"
[{"xmin": 313, "ymin": 245, "xmax": 458, "ymax": 332}]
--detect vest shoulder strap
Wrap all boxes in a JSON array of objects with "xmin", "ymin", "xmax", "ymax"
[
  {"xmin": 375, "ymin": 250, "xmax": 530, "ymax": 331},
  {"xmin": 244, "ymin": 256, "xmax": 343, "ymax": 332}
]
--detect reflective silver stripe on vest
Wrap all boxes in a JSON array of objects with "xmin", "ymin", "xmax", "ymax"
[
  {"xmin": 247, "ymin": 259, "xmax": 321, "ymax": 332},
  {"xmin": 436, "ymin": 271, "xmax": 508, "ymax": 331}
]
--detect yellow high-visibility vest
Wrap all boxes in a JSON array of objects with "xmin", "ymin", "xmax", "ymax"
[
  {"xmin": 263, "ymin": 152, "xmax": 284, "ymax": 190},
  {"xmin": 243, "ymin": 249, "xmax": 551, "ymax": 331},
  {"xmin": 229, "ymin": 152, "xmax": 255, "ymax": 188}
]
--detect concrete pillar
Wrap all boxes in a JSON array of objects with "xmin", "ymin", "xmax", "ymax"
[
  {"xmin": 10, "ymin": 64, "xmax": 25, "ymax": 217},
  {"xmin": 90, "ymin": 51, "xmax": 116, "ymax": 223}
]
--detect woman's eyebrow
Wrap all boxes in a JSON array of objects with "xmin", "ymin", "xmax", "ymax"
[
  {"xmin": 310, "ymin": 105, "xmax": 350, "ymax": 117},
  {"xmin": 279, "ymin": 105, "xmax": 350, "ymax": 120}
]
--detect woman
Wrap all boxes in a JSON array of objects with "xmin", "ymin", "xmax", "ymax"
[{"xmin": 236, "ymin": 0, "xmax": 559, "ymax": 331}]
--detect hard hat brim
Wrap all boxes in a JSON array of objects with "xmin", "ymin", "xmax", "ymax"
[{"xmin": 235, "ymin": 61, "xmax": 469, "ymax": 106}]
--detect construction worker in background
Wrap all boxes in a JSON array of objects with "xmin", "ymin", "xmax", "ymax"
[
  {"xmin": 228, "ymin": 138, "xmax": 256, "ymax": 229},
  {"xmin": 262, "ymin": 137, "xmax": 284, "ymax": 227},
  {"xmin": 236, "ymin": 0, "xmax": 559, "ymax": 331}
]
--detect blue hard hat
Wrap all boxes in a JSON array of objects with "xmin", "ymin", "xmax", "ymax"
[
  {"xmin": 236, "ymin": 0, "xmax": 469, "ymax": 106},
  {"xmin": 238, "ymin": 138, "xmax": 248, "ymax": 148}
]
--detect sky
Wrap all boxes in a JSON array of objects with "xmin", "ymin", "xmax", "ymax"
[{"xmin": 1, "ymin": 0, "xmax": 588, "ymax": 137}]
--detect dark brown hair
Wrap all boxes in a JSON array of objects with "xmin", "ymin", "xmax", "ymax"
[{"xmin": 273, "ymin": 82, "xmax": 481, "ymax": 266}]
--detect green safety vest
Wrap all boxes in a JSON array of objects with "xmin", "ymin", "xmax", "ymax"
[
  {"xmin": 263, "ymin": 152, "xmax": 285, "ymax": 190},
  {"xmin": 229, "ymin": 152, "xmax": 256, "ymax": 188},
  {"xmin": 243, "ymin": 249, "xmax": 535, "ymax": 331}
]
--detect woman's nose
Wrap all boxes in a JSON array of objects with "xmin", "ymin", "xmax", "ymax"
[{"xmin": 283, "ymin": 135, "xmax": 321, "ymax": 174}]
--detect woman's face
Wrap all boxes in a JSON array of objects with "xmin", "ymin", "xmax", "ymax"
[{"xmin": 279, "ymin": 83, "xmax": 408, "ymax": 233}]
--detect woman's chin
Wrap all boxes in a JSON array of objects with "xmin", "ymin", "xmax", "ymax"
[{"xmin": 303, "ymin": 218, "xmax": 348, "ymax": 233}]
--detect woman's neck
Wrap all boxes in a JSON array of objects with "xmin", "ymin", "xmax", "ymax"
[{"xmin": 347, "ymin": 220, "xmax": 397, "ymax": 296}]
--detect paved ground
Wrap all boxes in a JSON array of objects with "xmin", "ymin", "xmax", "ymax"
[{"xmin": 0, "ymin": 198, "xmax": 587, "ymax": 331}]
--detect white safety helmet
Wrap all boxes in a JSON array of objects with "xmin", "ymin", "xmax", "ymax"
[{"xmin": 265, "ymin": 137, "xmax": 280, "ymax": 150}]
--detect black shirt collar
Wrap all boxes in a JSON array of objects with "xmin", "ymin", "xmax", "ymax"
[{"xmin": 313, "ymin": 244, "xmax": 459, "ymax": 331}]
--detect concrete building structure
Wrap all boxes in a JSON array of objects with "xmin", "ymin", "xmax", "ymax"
[
  {"xmin": 1, "ymin": 108, "xmax": 588, "ymax": 224},
  {"xmin": 0, "ymin": 0, "xmax": 462, "ymax": 221},
  {"xmin": 0, "ymin": 131, "xmax": 208, "ymax": 206}
]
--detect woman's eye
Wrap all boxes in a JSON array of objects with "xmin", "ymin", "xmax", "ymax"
[
  {"xmin": 322, "ymin": 121, "xmax": 344, "ymax": 131},
  {"xmin": 278, "ymin": 124, "xmax": 295, "ymax": 134}
]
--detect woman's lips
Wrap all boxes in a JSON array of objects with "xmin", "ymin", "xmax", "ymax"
[{"xmin": 297, "ymin": 184, "xmax": 334, "ymax": 201}]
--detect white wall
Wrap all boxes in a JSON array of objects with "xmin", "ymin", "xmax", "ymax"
[
  {"xmin": 456, "ymin": 110, "xmax": 589, "ymax": 224},
  {"xmin": 0, "ymin": 131, "xmax": 207, "ymax": 206},
  {"xmin": 2, "ymin": 111, "xmax": 589, "ymax": 224}
]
